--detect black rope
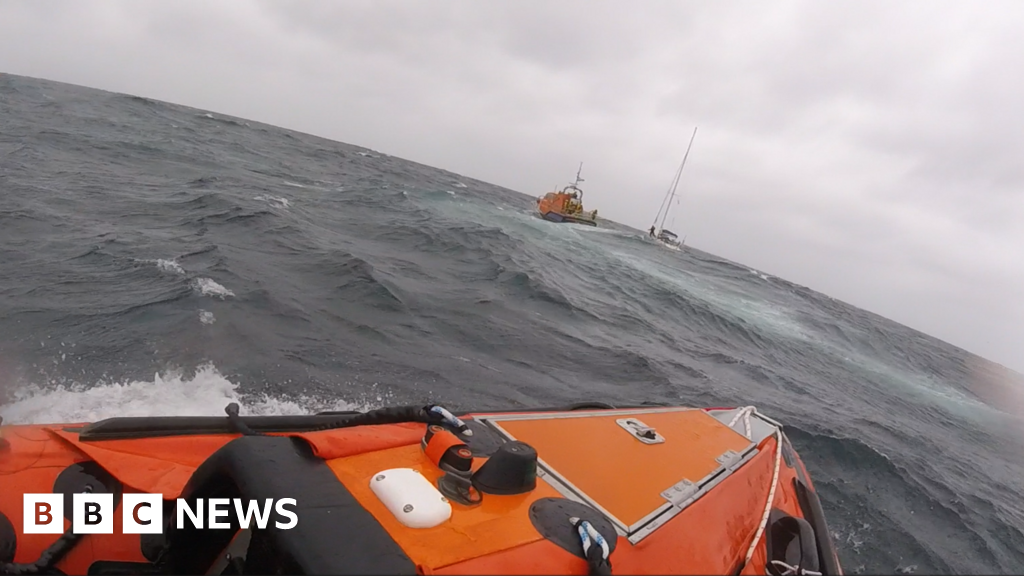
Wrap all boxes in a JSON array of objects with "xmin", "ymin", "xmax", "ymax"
[
  {"xmin": 226, "ymin": 555, "xmax": 246, "ymax": 575},
  {"xmin": 306, "ymin": 404, "xmax": 444, "ymax": 432},
  {"xmin": 437, "ymin": 472, "xmax": 482, "ymax": 507},
  {"xmin": 223, "ymin": 402, "xmax": 450, "ymax": 437},
  {"xmin": 224, "ymin": 403, "xmax": 264, "ymax": 436},
  {"xmin": 1, "ymin": 528, "xmax": 83, "ymax": 575}
]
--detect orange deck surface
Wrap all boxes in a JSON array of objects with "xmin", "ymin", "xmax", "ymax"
[
  {"xmin": 492, "ymin": 409, "xmax": 753, "ymax": 527},
  {"xmin": 327, "ymin": 443, "xmax": 565, "ymax": 572}
]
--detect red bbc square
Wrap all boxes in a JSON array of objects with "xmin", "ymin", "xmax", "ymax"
[
  {"xmin": 23, "ymin": 494, "xmax": 63, "ymax": 534},
  {"xmin": 123, "ymin": 493, "xmax": 164, "ymax": 534}
]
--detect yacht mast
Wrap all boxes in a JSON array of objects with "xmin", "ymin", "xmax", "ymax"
[{"xmin": 654, "ymin": 126, "xmax": 698, "ymax": 232}]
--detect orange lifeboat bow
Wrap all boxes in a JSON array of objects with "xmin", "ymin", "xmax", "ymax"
[{"xmin": 0, "ymin": 403, "xmax": 842, "ymax": 575}]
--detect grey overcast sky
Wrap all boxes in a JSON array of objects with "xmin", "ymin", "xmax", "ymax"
[{"xmin": 1, "ymin": 0, "xmax": 1022, "ymax": 374}]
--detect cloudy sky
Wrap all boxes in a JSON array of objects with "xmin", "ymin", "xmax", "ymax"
[{"xmin": 1, "ymin": 0, "xmax": 1022, "ymax": 373}]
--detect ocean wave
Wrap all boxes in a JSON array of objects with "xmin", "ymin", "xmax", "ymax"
[
  {"xmin": 254, "ymin": 195, "xmax": 291, "ymax": 209},
  {"xmin": 192, "ymin": 277, "xmax": 234, "ymax": 299},
  {"xmin": 2, "ymin": 73, "xmax": 1022, "ymax": 574},
  {"xmin": 155, "ymin": 258, "xmax": 185, "ymax": 275},
  {"xmin": 0, "ymin": 363, "xmax": 370, "ymax": 426},
  {"xmin": 196, "ymin": 112, "xmax": 247, "ymax": 128},
  {"xmin": 784, "ymin": 425, "xmax": 1021, "ymax": 573}
]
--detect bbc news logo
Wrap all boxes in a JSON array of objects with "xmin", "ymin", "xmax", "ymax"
[{"xmin": 23, "ymin": 494, "xmax": 298, "ymax": 534}]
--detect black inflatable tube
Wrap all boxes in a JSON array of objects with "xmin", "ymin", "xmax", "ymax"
[
  {"xmin": 793, "ymin": 478, "xmax": 841, "ymax": 576},
  {"xmin": 73, "ymin": 401, "xmax": 667, "ymax": 441}
]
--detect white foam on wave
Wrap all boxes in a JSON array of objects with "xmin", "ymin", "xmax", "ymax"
[
  {"xmin": 0, "ymin": 364, "xmax": 372, "ymax": 426},
  {"xmin": 281, "ymin": 181, "xmax": 306, "ymax": 189},
  {"xmin": 156, "ymin": 258, "xmax": 185, "ymax": 275},
  {"xmin": 613, "ymin": 251, "xmax": 812, "ymax": 342},
  {"xmin": 254, "ymin": 195, "xmax": 290, "ymax": 209},
  {"xmin": 146, "ymin": 259, "xmax": 235, "ymax": 301},
  {"xmin": 193, "ymin": 278, "xmax": 235, "ymax": 298},
  {"xmin": 842, "ymin": 350, "xmax": 1007, "ymax": 423},
  {"xmin": 453, "ymin": 183, "xmax": 468, "ymax": 188},
  {"xmin": 199, "ymin": 310, "xmax": 216, "ymax": 325}
]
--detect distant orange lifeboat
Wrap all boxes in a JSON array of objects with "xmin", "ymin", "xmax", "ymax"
[
  {"xmin": 0, "ymin": 402, "xmax": 842, "ymax": 575},
  {"xmin": 537, "ymin": 163, "xmax": 598, "ymax": 227}
]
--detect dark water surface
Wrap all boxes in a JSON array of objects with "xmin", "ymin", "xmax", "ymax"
[{"xmin": 2, "ymin": 74, "xmax": 1023, "ymax": 574}]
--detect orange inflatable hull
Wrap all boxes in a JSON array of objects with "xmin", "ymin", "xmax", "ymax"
[{"xmin": 0, "ymin": 403, "xmax": 842, "ymax": 575}]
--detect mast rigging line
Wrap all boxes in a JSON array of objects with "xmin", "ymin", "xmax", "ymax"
[{"xmin": 652, "ymin": 126, "xmax": 698, "ymax": 231}]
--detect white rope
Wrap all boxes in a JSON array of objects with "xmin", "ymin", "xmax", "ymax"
[
  {"xmin": 569, "ymin": 517, "xmax": 610, "ymax": 560},
  {"xmin": 728, "ymin": 405, "xmax": 756, "ymax": 440},
  {"xmin": 429, "ymin": 405, "xmax": 473, "ymax": 436},
  {"xmin": 768, "ymin": 560, "xmax": 822, "ymax": 576},
  {"xmin": 725, "ymin": 407, "xmax": 814, "ymax": 574},
  {"xmin": 741, "ymin": 411, "xmax": 783, "ymax": 569}
]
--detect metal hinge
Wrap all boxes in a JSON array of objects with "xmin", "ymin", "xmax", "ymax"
[
  {"xmin": 716, "ymin": 449, "xmax": 742, "ymax": 468},
  {"xmin": 661, "ymin": 479, "xmax": 698, "ymax": 506}
]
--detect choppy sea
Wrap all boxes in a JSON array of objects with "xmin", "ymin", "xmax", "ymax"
[{"xmin": 2, "ymin": 73, "xmax": 1023, "ymax": 574}]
